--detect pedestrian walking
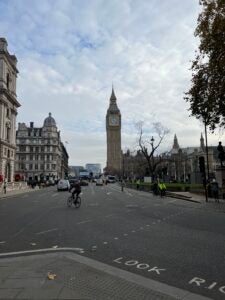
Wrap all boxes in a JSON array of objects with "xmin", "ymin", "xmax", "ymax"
[
  {"xmin": 211, "ymin": 178, "xmax": 219, "ymax": 203},
  {"xmin": 3, "ymin": 180, "xmax": 7, "ymax": 194},
  {"xmin": 136, "ymin": 179, "xmax": 140, "ymax": 190},
  {"xmin": 152, "ymin": 181, "xmax": 159, "ymax": 195},
  {"xmin": 158, "ymin": 180, "xmax": 166, "ymax": 197}
]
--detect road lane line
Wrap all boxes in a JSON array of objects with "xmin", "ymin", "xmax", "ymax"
[
  {"xmin": 105, "ymin": 214, "xmax": 116, "ymax": 218},
  {"xmin": 77, "ymin": 220, "xmax": 93, "ymax": 225},
  {"xmin": 36, "ymin": 228, "xmax": 59, "ymax": 235},
  {"xmin": 11, "ymin": 207, "xmax": 56, "ymax": 239},
  {"xmin": 90, "ymin": 184, "xmax": 95, "ymax": 195}
]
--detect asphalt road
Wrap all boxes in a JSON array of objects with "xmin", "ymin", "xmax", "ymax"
[{"xmin": 0, "ymin": 183, "xmax": 225, "ymax": 299}]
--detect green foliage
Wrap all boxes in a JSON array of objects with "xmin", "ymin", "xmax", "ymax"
[{"xmin": 185, "ymin": 0, "xmax": 225, "ymax": 131}]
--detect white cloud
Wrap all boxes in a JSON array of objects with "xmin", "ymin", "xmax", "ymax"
[{"xmin": 1, "ymin": 0, "xmax": 221, "ymax": 168}]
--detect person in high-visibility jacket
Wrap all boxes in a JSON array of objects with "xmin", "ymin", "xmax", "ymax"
[{"xmin": 158, "ymin": 181, "xmax": 166, "ymax": 197}]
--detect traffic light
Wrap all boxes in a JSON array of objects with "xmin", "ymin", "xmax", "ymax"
[{"xmin": 199, "ymin": 156, "xmax": 205, "ymax": 173}]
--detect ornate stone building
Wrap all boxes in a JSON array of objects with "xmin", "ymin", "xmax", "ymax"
[
  {"xmin": 0, "ymin": 38, "xmax": 21, "ymax": 182},
  {"xmin": 162, "ymin": 134, "xmax": 220, "ymax": 183},
  {"xmin": 15, "ymin": 113, "xmax": 69, "ymax": 182},
  {"xmin": 106, "ymin": 88, "xmax": 121, "ymax": 174}
]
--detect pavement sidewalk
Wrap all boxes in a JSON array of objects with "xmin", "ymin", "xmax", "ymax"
[
  {"xmin": 168, "ymin": 191, "xmax": 225, "ymax": 212},
  {"xmin": 0, "ymin": 249, "xmax": 211, "ymax": 300},
  {"xmin": 0, "ymin": 186, "xmax": 43, "ymax": 199}
]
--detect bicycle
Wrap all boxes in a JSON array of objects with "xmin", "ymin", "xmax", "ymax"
[{"xmin": 67, "ymin": 194, "xmax": 81, "ymax": 208}]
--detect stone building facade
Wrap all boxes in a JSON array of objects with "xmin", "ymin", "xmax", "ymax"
[
  {"xmin": 161, "ymin": 134, "xmax": 220, "ymax": 183},
  {"xmin": 0, "ymin": 38, "xmax": 21, "ymax": 182},
  {"xmin": 15, "ymin": 113, "xmax": 69, "ymax": 182},
  {"xmin": 106, "ymin": 88, "xmax": 121, "ymax": 174}
]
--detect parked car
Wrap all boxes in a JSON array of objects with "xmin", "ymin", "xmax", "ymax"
[
  {"xmin": 96, "ymin": 178, "xmax": 103, "ymax": 186},
  {"xmin": 107, "ymin": 175, "xmax": 116, "ymax": 183},
  {"xmin": 57, "ymin": 179, "xmax": 70, "ymax": 191}
]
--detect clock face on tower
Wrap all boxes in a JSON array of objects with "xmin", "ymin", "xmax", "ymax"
[{"xmin": 109, "ymin": 115, "xmax": 119, "ymax": 126}]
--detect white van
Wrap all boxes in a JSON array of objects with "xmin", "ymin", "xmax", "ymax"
[
  {"xmin": 96, "ymin": 178, "xmax": 103, "ymax": 186},
  {"xmin": 57, "ymin": 179, "xmax": 70, "ymax": 191}
]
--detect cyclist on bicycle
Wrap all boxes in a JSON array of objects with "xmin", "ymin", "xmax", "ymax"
[{"xmin": 69, "ymin": 181, "xmax": 81, "ymax": 203}]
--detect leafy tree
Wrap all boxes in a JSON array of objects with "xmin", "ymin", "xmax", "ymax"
[{"xmin": 185, "ymin": 0, "xmax": 225, "ymax": 131}]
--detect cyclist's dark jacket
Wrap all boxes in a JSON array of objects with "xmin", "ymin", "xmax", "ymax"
[{"xmin": 70, "ymin": 183, "xmax": 81, "ymax": 194}]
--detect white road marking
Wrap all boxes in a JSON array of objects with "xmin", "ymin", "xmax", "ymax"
[
  {"xmin": 131, "ymin": 230, "xmax": 136, "ymax": 233},
  {"xmin": 0, "ymin": 241, "xmax": 6, "ymax": 244},
  {"xmin": 114, "ymin": 237, "xmax": 118, "ymax": 240},
  {"xmin": 36, "ymin": 228, "xmax": 58, "ymax": 235},
  {"xmin": 123, "ymin": 233, "xmax": 128, "ymax": 236},
  {"xmin": 77, "ymin": 220, "xmax": 92, "ymax": 225},
  {"xmin": 103, "ymin": 242, "xmax": 108, "ymax": 244},
  {"xmin": 22, "ymin": 194, "xmax": 28, "ymax": 198},
  {"xmin": 90, "ymin": 185, "xmax": 95, "ymax": 195},
  {"xmin": 105, "ymin": 214, "xmax": 116, "ymax": 218},
  {"xmin": 51, "ymin": 193, "xmax": 58, "ymax": 197}
]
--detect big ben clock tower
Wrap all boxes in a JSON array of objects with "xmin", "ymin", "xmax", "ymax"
[{"xmin": 106, "ymin": 87, "xmax": 121, "ymax": 174}]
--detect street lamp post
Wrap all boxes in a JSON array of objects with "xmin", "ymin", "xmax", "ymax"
[
  {"xmin": 121, "ymin": 152, "xmax": 125, "ymax": 192},
  {"xmin": 150, "ymin": 136, "xmax": 155, "ymax": 181}
]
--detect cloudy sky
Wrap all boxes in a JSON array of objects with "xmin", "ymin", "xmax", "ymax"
[{"xmin": 1, "ymin": 0, "xmax": 223, "ymax": 169}]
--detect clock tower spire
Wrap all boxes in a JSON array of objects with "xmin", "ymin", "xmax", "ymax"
[{"xmin": 106, "ymin": 87, "xmax": 121, "ymax": 174}]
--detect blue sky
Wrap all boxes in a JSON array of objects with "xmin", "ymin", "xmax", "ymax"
[{"xmin": 1, "ymin": 0, "xmax": 222, "ymax": 168}]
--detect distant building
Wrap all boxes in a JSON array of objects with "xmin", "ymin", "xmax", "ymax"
[
  {"xmin": 0, "ymin": 38, "xmax": 21, "ymax": 182},
  {"xmin": 85, "ymin": 164, "xmax": 101, "ymax": 176},
  {"xmin": 69, "ymin": 166, "xmax": 84, "ymax": 177},
  {"xmin": 15, "ymin": 113, "xmax": 69, "ymax": 182}
]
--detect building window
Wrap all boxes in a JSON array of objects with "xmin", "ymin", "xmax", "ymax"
[
  {"xmin": 52, "ymin": 164, "xmax": 56, "ymax": 170},
  {"xmin": 29, "ymin": 164, "xmax": 33, "ymax": 170},
  {"xmin": 6, "ymin": 127, "xmax": 10, "ymax": 142},
  {"xmin": 35, "ymin": 164, "xmax": 38, "ymax": 170},
  {"xmin": 30, "ymin": 154, "xmax": 33, "ymax": 160},
  {"xmin": 30, "ymin": 146, "xmax": 33, "ymax": 152},
  {"xmin": 41, "ymin": 146, "xmax": 44, "ymax": 152},
  {"xmin": 20, "ymin": 146, "xmax": 26, "ymax": 152},
  {"xmin": 6, "ymin": 73, "xmax": 10, "ymax": 89},
  {"xmin": 46, "ymin": 164, "xmax": 50, "ymax": 170},
  {"xmin": 35, "ymin": 147, "xmax": 39, "ymax": 153}
]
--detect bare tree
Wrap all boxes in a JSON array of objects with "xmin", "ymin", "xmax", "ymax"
[{"xmin": 136, "ymin": 121, "xmax": 170, "ymax": 179}]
